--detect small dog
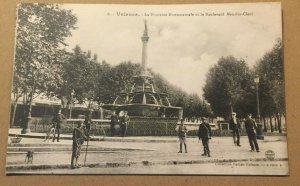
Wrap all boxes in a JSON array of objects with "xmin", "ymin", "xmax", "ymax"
[
  {"xmin": 44, "ymin": 126, "xmax": 56, "ymax": 142},
  {"xmin": 25, "ymin": 150, "xmax": 34, "ymax": 164}
]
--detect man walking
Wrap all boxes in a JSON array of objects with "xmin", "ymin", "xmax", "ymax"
[
  {"xmin": 71, "ymin": 120, "xmax": 88, "ymax": 169},
  {"xmin": 120, "ymin": 111, "xmax": 130, "ymax": 137},
  {"xmin": 177, "ymin": 119, "xmax": 188, "ymax": 153},
  {"xmin": 198, "ymin": 117, "xmax": 212, "ymax": 157},
  {"xmin": 229, "ymin": 112, "xmax": 241, "ymax": 146},
  {"xmin": 52, "ymin": 109, "xmax": 65, "ymax": 142},
  {"xmin": 245, "ymin": 113, "xmax": 260, "ymax": 152},
  {"xmin": 110, "ymin": 110, "xmax": 118, "ymax": 137}
]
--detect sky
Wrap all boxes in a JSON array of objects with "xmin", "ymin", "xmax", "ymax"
[{"xmin": 62, "ymin": 3, "xmax": 282, "ymax": 97}]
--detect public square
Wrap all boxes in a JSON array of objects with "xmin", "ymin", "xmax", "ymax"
[{"xmin": 6, "ymin": 129, "xmax": 288, "ymax": 175}]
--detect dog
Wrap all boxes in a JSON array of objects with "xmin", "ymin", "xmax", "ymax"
[
  {"xmin": 44, "ymin": 125, "xmax": 56, "ymax": 142},
  {"xmin": 25, "ymin": 150, "xmax": 34, "ymax": 164}
]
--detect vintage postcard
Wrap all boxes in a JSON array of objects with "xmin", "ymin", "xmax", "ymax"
[{"xmin": 6, "ymin": 2, "xmax": 288, "ymax": 175}]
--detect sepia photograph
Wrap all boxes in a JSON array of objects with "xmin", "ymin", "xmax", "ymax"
[{"xmin": 5, "ymin": 2, "xmax": 288, "ymax": 175}]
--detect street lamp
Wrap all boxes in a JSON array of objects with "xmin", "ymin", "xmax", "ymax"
[
  {"xmin": 254, "ymin": 75, "xmax": 260, "ymax": 121},
  {"xmin": 69, "ymin": 89, "xmax": 75, "ymax": 119}
]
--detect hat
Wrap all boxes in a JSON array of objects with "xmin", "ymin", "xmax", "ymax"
[
  {"xmin": 201, "ymin": 117, "xmax": 207, "ymax": 120},
  {"xmin": 232, "ymin": 112, "xmax": 236, "ymax": 115}
]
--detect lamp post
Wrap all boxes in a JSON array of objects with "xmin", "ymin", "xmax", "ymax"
[
  {"xmin": 69, "ymin": 89, "xmax": 75, "ymax": 119},
  {"xmin": 254, "ymin": 75, "xmax": 264, "ymax": 139},
  {"xmin": 254, "ymin": 75, "xmax": 260, "ymax": 121}
]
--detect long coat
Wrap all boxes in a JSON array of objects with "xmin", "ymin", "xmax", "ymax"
[
  {"xmin": 245, "ymin": 118, "xmax": 257, "ymax": 134},
  {"xmin": 72, "ymin": 126, "xmax": 87, "ymax": 146},
  {"xmin": 52, "ymin": 113, "xmax": 65, "ymax": 129},
  {"xmin": 198, "ymin": 123, "xmax": 212, "ymax": 139}
]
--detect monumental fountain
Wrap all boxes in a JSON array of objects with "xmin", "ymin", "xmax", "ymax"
[{"xmin": 103, "ymin": 21, "xmax": 183, "ymax": 136}]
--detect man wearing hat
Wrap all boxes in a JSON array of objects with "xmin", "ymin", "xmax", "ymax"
[
  {"xmin": 52, "ymin": 109, "xmax": 65, "ymax": 142},
  {"xmin": 71, "ymin": 120, "xmax": 88, "ymax": 169},
  {"xmin": 229, "ymin": 112, "xmax": 241, "ymax": 146},
  {"xmin": 245, "ymin": 113, "xmax": 260, "ymax": 152},
  {"xmin": 177, "ymin": 119, "xmax": 188, "ymax": 153},
  {"xmin": 197, "ymin": 117, "xmax": 212, "ymax": 157}
]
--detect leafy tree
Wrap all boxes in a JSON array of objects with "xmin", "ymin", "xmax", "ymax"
[
  {"xmin": 255, "ymin": 39, "xmax": 284, "ymax": 132},
  {"xmin": 151, "ymin": 71, "xmax": 213, "ymax": 119},
  {"xmin": 113, "ymin": 62, "xmax": 142, "ymax": 92},
  {"xmin": 203, "ymin": 56, "xmax": 253, "ymax": 119},
  {"xmin": 60, "ymin": 46, "xmax": 104, "ymax": 111},
  {"xmin": 11, "ymin": 3, "xmax": 77, "ymax": 125}
]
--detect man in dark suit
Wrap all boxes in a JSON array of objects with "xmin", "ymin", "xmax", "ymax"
[
  {"xmin": 229, "ymin": 112, "xmax": 241, "ymax": 146},
  {"xmin": 198, "ymin": 117, "xmax": 212, "ymax": 157},
  {"xmin": 245, "ymin": 113, "xmax": 260, "ymax": 152},
  {"xmin": 52, "ymin": 109, "xmax": 65, "ymax": 142}
]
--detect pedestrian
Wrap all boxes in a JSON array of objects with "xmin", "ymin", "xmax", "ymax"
[
  {"xmin": 71, "ymin": 120, "xmax": 88, "ymax": 169},
  {"xmin": 197, "ymin": 117, "xmax": 212, "ymax": 157},
  {"xmin": 110, "ymin": 110, "xmax": 118, "ymax": 137},
  {"xmin": 229, "ymin": 112, "xmax": 241, "ymax": 146},
  {"xmin": 84, "ymin": 110, "xmax": 92, "ymax": 137},
  {"xmin": 119, "ymin": 111, "xmax": 130, "ymax": 137},
  {"xmin": 245, "ymin": 113, "xmax": 260, "ymax": 152},
  {"xmin": 52, "ymin": 109, "xmax": 65, "ymax": 142},
  {"xmin": 177, "ymin": 119, "xmax": 188, "ymax": 153}
]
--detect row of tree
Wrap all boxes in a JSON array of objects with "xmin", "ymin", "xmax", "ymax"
[{"xmin": 203, "ymin": 39, "xmax": 284, "ymax": 132}]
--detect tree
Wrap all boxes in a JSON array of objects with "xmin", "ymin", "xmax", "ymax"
[
  {"xmin": 12, "ymin": 3, "xmax": 77, "ymax": 127},
  {"xmin": 151, "ymin": 70, "xmax": 213, "ymax": 119},
  {"xmin": 255, "ymin": 39, "xmax": 284, "ymax": 132},
  {"xmin": 60, "ymin": 46, "xmax": 103, "ymax": 112},
  {"xmin": 203, "ymin": 56, "xmax": 254, "ymax": 119},
  {"xmin": 110, "ymin": 62, "xmax": 142, "ymax": 93}
]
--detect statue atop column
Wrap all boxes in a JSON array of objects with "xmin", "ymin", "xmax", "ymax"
[{"xmin": 141, "ymin": 20, "xmax": 149, "ymax": 72}]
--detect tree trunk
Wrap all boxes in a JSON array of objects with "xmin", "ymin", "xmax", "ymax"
[
  {"xmin": 230, "ymin": 104, "xmax": 233, "ymax": 115},
  {"xmin": 274, "ymin": 115, "xmax": 278, "ymax": 131},
  {"xmin": 277, "ymin": 113, "xmax": 282, "ymax": 133},
  {"xmin": 10, "ymin": 92, "xmax": 21, "ymax": 127},
  {"xmin": 28, "ymin": 91, "xmax": 34, "ymax": 117},
  {"xmin": 263, "ymin": 117, "xmax": 267, "ymax": 132},
  {"xmin": 269, "ymin": 115, "xmax": 274, "ymax": 132},
  {"xmin": 10, "ymin": 101, "xmax": 19, "ymax": 128}
]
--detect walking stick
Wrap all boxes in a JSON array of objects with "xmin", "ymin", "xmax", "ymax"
[
  {"xmin": 84, "ymin": 137, "xmax": 89, "ymax": 165},
  {"xmin": 83, "ymin": 121, "xmax": 91, "ymax": 165}
]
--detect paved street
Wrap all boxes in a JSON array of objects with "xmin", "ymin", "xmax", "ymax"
[{"xmin": 6, "ymin": 134, "xmax": 289, "ymax": 175}]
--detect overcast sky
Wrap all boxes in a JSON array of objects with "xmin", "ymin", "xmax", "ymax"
[{"xmin": 63, "ymin": 3, "xmax": 282, "ymax": 97}]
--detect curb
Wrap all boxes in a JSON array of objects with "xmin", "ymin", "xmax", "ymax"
[
  {"xmin": 9, "ymin": 133, "xmax": 178, "ymax": 143},
  {"xmin": 6, "ymin": 157, "xmax": 288, "ymax": 172},
  {"xmin": 7, "ymin": 146, "xmax": 152, "ymax": 153}
]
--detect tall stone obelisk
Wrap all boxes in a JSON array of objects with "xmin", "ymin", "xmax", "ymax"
[{"xmin": 141, "ymin": 20, "xmax": 149, "ymax": 73}]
